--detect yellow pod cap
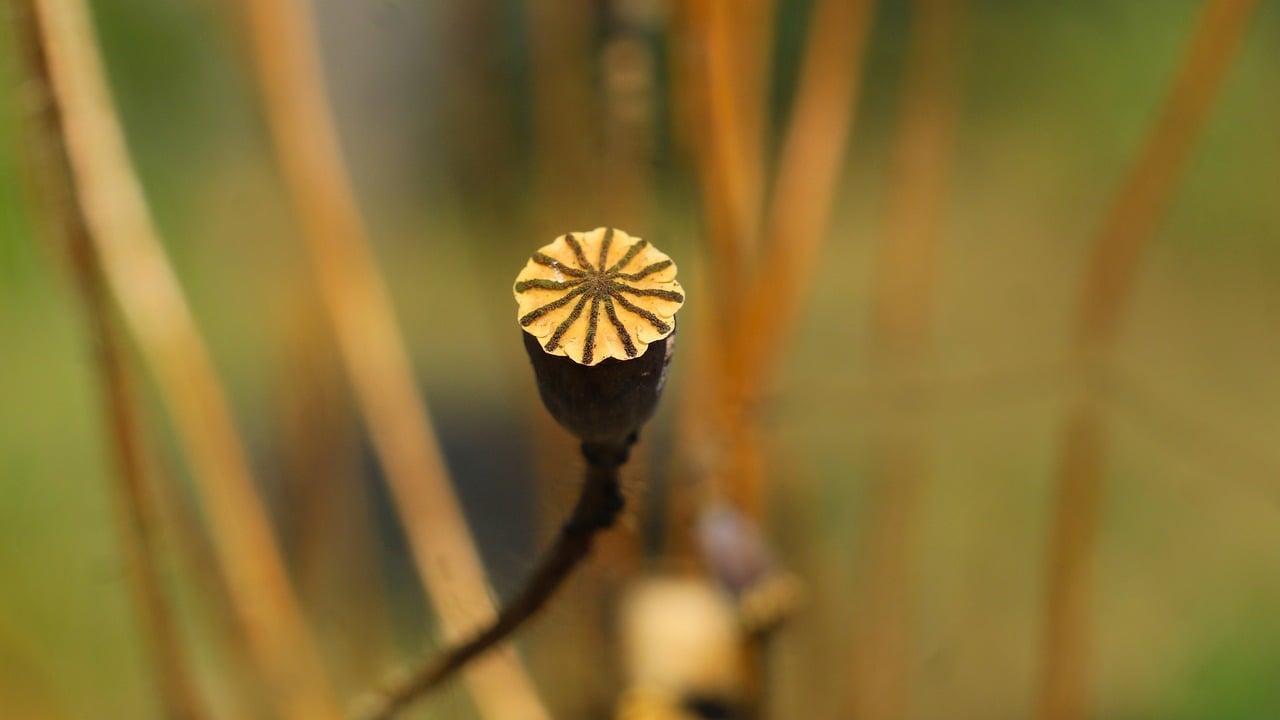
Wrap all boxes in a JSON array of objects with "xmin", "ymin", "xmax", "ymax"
[{"xmin": 514, "ymin": 228, "xmax": 685, "ymax": 366}]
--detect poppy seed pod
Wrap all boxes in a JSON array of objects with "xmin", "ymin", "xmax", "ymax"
[{"xmin": 514, "ymin": 228, "xmax": 684, "ymax": 445}]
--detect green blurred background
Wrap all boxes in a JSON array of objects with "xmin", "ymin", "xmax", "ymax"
[{"xmin": 3, "ymin": 0, "xmax": 1280, "ymax": 718}]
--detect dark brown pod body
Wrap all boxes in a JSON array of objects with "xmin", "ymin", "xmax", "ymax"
[{"xmin": 522, "ymin": 327, "xmax": 674, "ymax": 445}]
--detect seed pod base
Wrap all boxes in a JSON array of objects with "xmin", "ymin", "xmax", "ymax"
[{"xmin": 522, "ymin": 328, "xmax": 674, "ymax": 445}]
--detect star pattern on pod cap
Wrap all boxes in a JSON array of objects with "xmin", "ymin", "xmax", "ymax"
[{"xmin": 514, "ymin": 228, "xmax": 685, "ymax": 366}]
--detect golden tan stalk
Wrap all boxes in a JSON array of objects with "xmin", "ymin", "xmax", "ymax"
[
  {"xmin": 720, "ymin": 0, "xmax": 879, "ymax": 519},
  {"xmin": 664, "ymin": 275, "xmax": 723, "ymax": 556},
  {"xmin": 147, "ymin": 458, "xmax": 270, "ymax": 719},
  {"xmin": 684, "ymin": 0, "xmax": 759, "ymax": 314},
  {"xmin": 1038, "ymin": 1, "xmax": 1259, "ymax": 718},
  {"xmin": 851, "ymin": 3, "xmax": 965, "ymax": 716},
  {"xmin": 239, "ymin": 1, "xmax": 549, "ymax": 717},
  {"xmin": 681, "ymin": 0, "xmax": 775, "ymax": 271},
  {"xmin": 9, "ymin": 5, "xmax": 206, "ymax": 716},
  {"xmin": 275, "ymin": 296, "xmax": 355, "ymax": 599},
  {"xmin": 667, "ymin": 0, "xmax": 764, "ymax": 481},
  {"xmin": 1072, "ymin": 0, "xmax": 1261, "ymax": 353},
  {"xmin": 1038, "ymin": 398, "xmax": 1104, "ymax": 720},
  {"xmin": 25, "ymin": 0, "xmax": 344, "ymax": 716},
  {"xmin": 743, "ymin": 0, "xmax": 877, "ymax": 379},
  {"xmin": 729, "ymin": 0, "xmax": 775, "ymax": 239},
  {"xmin": 666, "ymin": 0, "xmax": 876, "ymax": 535},
  {"xmin": 273, "ymin": 291, "xmax": 395, "ymax": 695},
  {"xmin": 665, "ymin": 0, "xmax": 753, "ymax": 544}
]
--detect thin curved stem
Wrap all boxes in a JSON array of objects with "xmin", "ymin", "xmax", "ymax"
[
  {"xmin": 362, "ymin": 440, "xmax": 634, "ymax": 720},
  {"xmin": 239, "ymin": 0, "xmax": 549, "ymax": 716},
  {"xmin": 22, "ymin": 0, "xmax": 343, "ymax": 715},
  {"xmin": 851, "ymin": 1, "xmax": 964, "ymax": 718},
  {"xmin": 1038, "ymin": 2, "xmax": 1259, "ymax": 719},
  {"xmin": 9, "ymin": 2, "xmax": 205, "ymax": 716}
]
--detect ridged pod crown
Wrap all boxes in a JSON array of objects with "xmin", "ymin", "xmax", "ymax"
[{"xmin": 514, "ymin": 228, "xmax": 685, "ymax": 366}]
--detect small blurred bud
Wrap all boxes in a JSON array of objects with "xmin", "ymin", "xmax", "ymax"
[
  {"xmin": 619, "ymin": 578, "xmax": 745, "ymax": 705},
  {"xmin": 697, "ymin": 504, "xmax": 774, "ymax": 595},
  {"xmin": 697, "ymin": 504, "xmax": 804, "ymax": 633}
]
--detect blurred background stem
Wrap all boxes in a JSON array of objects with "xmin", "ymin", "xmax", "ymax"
[
  {"xmin": 1038, "ymin": 1, "xmax": 1260, "ymax": 718},
  {"xmin": 16, "ymin": 0, "xmax": 344, "ymax": 716},
  {"xmin": 8, "ymin": 2, "xmax": 205, "ymax": 717},
  {"xmin": 673, "ymin": 0, "xmax": 877, "ymax": 534},
  {"xmin": 238, "ymin": 0, "xmax": 550, "ymax": 716},
  {"xmin": 851, "ymin": 1, "xmax": 965, "ymax": 718}
]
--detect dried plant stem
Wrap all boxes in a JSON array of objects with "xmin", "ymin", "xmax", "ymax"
[
  {"xmin": 684, "ymin": 0, "xmax": 775, "ymax": 274},
  {"xmin": 867, "ymin": 0, "xmax": 960, "ymax": 363},
  {"xmin": 850, "ymin": 2, "xmax": 963, "ymax": 719},
  {"xmin": 742, "ymin": 0, "xmax": 877, "ymax": 380},
  {"xmin": 667, "ymin": 0, "xmax": 875, "ymax": 555},
  {"xmin": 685, "ymin": 0, "xmax": 759, "ymax": 315},
  {"xmin": 40, "ymin": 99, "xmax": 211, "ymax": 720},
  {"xmin": 719, "ymin": 0, "xmax": 878, "ymax": 519},
  {"xmin": 9, "ymin": 3, "xmax": 204, "ymax": 717},
  {"xmin": 679, "ymin": 0, "xmax": 774, "ymax": 343},
  {"xmin": 665, "ymin": 2, "xmax": 753, "ymax": 541},
  {"xmin": 664, "ymin": 3, "xmax": 877, "ymax": 708},
  {"xmin": 664, "ymin": 281, "xmax": 723, "ymax": 556},
  {"xmin": 362, "ymin": 444, "xmax": 632, "ymax": 720},
  {"xmin": 1037, "ymin": 1, "xmax": 1258, "ymax": 718},
  {"xmin": 147, "ymin": 457, "xmax": 270, "ymax": 719},
  {"xmin": 239, "ymin": 1, "xmax": 549, "ymax": 717},
  {"xmin": 730, "ymin": 0, "xmax": 775, "ymax": 236},
  {"xmin": 22, "ymin": 0, "xmax": 343, "ymax": 716},
  {"xmin": 1072, "ymin": 0, "xmax": 1260, "ymax": 352},
  {"xmin": 1038, "ymin": 394, "xmax": 1104, "ymax": 720},
  {"xmin": 273, "ymin": 292, "xmax": 394, "ymax": 694}
]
